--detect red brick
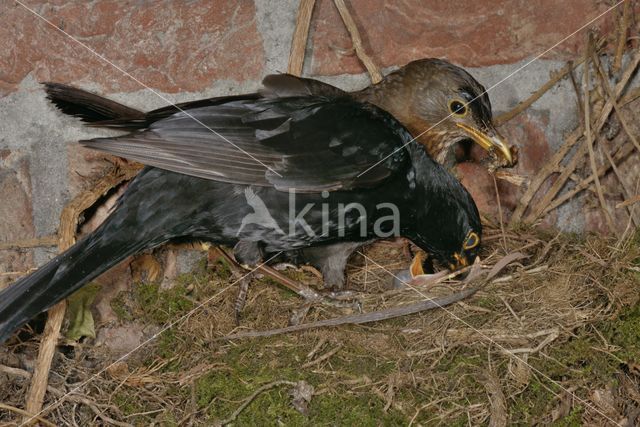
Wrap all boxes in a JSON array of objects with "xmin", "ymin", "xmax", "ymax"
[
  {"xmin": 0, "ymin": 1, "xmax": 265, "ymax": 95},
  {"xmin": 309, "ymin": 0, "xmax": 615, "ymax": 75},
  {"xmin": 498, "ymin": 112, "xmax": 552, "ymax": 178},
  {"xmin": 453, "ymin": 112, "xmax": 552, "ymax": 221}
]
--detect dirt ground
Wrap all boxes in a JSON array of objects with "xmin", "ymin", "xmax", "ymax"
[{"xmin": 1, "ymin": 224, "xmax": 639, "ymax": 426}]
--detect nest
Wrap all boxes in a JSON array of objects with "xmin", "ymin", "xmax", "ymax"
[{"xmin": 1, "ymin": 225, "xmax": 638, "ymax": 425}]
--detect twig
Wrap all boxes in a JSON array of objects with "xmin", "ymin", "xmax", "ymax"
[
  {"xmin": 302, "ymin": 344, "xmax": 343, "ymax": 368},
  {"xmin": 287, "ymin": 0, "xmax": 316, "ymax": 76},
  {"xmin": 493, "ymin": 170, "xmax": 527, "ymax": 186},
  {"xmin": 494, "ymin": 55, "xmax": 586, "ymax": 126},
  {"xmin": 576, "ymin": 49, "xmax": 640, "ymax": 226},
  {"xmin": 218, "ymin": 380, "xmax": 296, "ymax": 426},
  {"xmin": 592, "ymin": 52, "xmax": 640, "ymax": 154},
  {"xmin": 568, "ymin": 61, "xmax": 585, "ymax": 120},
  {"xmin": 492, "ymin": 174, "xmax": 507, "ymax": 251},
  {"xmin": 502, "ymin": 329, "xmax": 559, "ymax": 355},
  {"xmin": 481, "ymin": 373, "xmax": 508, "ymax": 427},
  {"xmin": 0, "ymin": 402, "xmax": 57, "ymax": 427},
  {"xmin": 306, "ymin": 336, "xmax": 328, "ymax": 360},
  {"xmin": 24, "ymin": 167, "xmax": 139, "ymax": 423},
  {"xmin": 514, "ymin": 50, "xmax": 640, "ymax": 224},
  {"xmin": 523, "ymin": 131, "xmax": 590, "ymax": 223},
  {"xmin": 612, "ymin": 0, "xmax": 631, "ymax": 73},
  {"xmin": 24, "ymin": 300, "xmax": 67, "ymax": 424},
  {"xmin": 582, "ymin": 36, "xmax": 616, "ymax": 234},
  {"xmin": 221, "ymin": 253, "xmax": 525, "ymax": 340},
  {"xmin": 2, "ymin": 364, "xmax": 132, "ymax": 427},
  {"xmin": 619, "ymin": 86, "xmax": 640, "ymax": 107},
  {"xmin": 333, "ymin": 0, "xmax": 382, "ymax": 83},
  {"xmin": 0, "ymin": 235, "xmax": 58, "ymax": 251},
  {"xmin": 221, "ymin": 286, "xmax": 480, "ymax": 340},
  {"xmin": 539, "ymin": 142, "xmax": 635, "ymax": 217},
  {"xmin": 408, "ymin": 397, "xmax": 449, "ymax": 426},
  {"xmin": 586, "ymin": 67, "xmax": 640, "ymax": 224},
  {"xmin": 64, "ymin": 394, "xmax": 133, "ymax": 427},
  {"xmin": 616, "ymin": 194, "xmax": 640, "ymax": 208},
  {"xmin": 600, "ymin": 141, "xmax": 639, "ymax": 226},
  {"xmin": 510, "ymin": 127, "xmax": 582, "ymax": 223}
]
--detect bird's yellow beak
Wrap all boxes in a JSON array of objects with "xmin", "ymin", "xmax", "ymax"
[
  {"xmin": 456, "ymin": 123, "xmax": 514, "ymax": 167},
  {"xmin": 450, "ymin": 252, "xmax": 468, "ymax": 271}
]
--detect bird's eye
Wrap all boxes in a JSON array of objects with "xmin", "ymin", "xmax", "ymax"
[
  {"xmin": 463, "ymin": 231, "xmax": 479, "ymax": 250},
  {"xmin": 449, "ymin": 99, "xmax": 468, "ymax": 117}
]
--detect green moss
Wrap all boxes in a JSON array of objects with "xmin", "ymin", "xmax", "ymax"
[
  {"xmin": 541, "ymin": 334, "xmax": 613, "ymax": 379},
  {"xmin": 190, "ymin": 337, "xmax": 413, "ymax": 424},
  {"xmin": 112, "ymin": 392, "xmax": 146, "ymax": 417},
  {"xmin": 208, "ymin": 257, "xmax": 232, "ymax": 281},
  {"xmin": 323, "ymin": 348, "xmax": 396, "ymax": 379},
  {"xmin": 552, "ymin": 405, "xmax": 584, "ymax": 427},
  {"xmin": 195, "ymin": 339, "xmax": 306, "ymax": 423},
  {"xmin": 157, "ymin": 329, "xmax": 180, "ymax": 361},
  {"xmin": 510, "ymin": 379, "xmax": 559, "ymax": 425},
  {"xmin": 537, "ymin": 300, "xmax": 640, "ymax": 383},
  {"xmin": 110, "ymin": 292, "xmax": 133, "ymax": 321},
  {"xmin": 436, "ymin": 351, "xmax": 483, "ymax": 377},
  {"xmin": 602, "ymin": 301, "xmax": 640, "ymax": 363},
  {"xmin": 511, "ymin": 299, "xmax": 640, "ymax": 424},
  {"xmin": 156, "ymin": 412, "xmax": 179, "ymax": 427},
  {"xmin": 105, "ymin": 233, "xmax": 640, "ymax": 425},
  {"xmin": 133, "ymin": 282, "xmax": 194, "ymax": 324},
  {"xmin": 196, "ymin": 373, "xmax": 303, "ymax": 424},
  {"xmin": 310, "ymin": 392, "xmax": 406, "ymax": 426},
  {"xmin": 474, "ymin": 295, "xmax": 501, "ymax": 310}
]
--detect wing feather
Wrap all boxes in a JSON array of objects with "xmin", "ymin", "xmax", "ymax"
[{"xmin": 82, "ymin": 97, "xmax": 411, "ymax": 192}]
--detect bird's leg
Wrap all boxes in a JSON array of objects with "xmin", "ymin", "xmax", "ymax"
[
  {"xmin": 210, "ymin": 246, "xmax": 359, "ymax": 324},
  {"xmin": 255, "ymin": 264, "xmax": 361, "ymax": 325},
  {"xmin": 233, "ymin": 275, "xmax": 251, "ymax": 325},
  {"xmin": 255, "ymin": 264, "xmax": 323, "ymax": 300},
  {"xmin": 207, "ymin": 246, "xmax": 253, "ymax": 324}
]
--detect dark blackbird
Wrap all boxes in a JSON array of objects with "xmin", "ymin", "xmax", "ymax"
[{"xmin": 0, "ymin": 60, "xmax": 484, "ymax": 343}]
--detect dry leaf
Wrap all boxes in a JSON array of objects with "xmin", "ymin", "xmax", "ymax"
[{"xmin": 291, "ymin": 380, "xmax": 314, "ymax": 415}]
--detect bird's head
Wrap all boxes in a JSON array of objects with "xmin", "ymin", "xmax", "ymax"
[
  {"xmin": 362, "ymin": 58, "xmax": 515, "ymax": 168},
  {"xmin": 404, "ymin": 144, "xmax": 483, "ymax": 274},
  {"xmin": 414, "ymin": 206, "xmax": 482, "ymax": 274},
  {"xmin": 411, "ymin": 229, "xmax": 482, "ymax": 276}
]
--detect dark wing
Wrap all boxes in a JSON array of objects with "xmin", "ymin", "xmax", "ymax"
[
  {"xmin": 260, "ymin": 74, "xmax": 347, "ymax": 99},
  {"xmin": 81, "ymin": 97, "xmax": 412, "ymax": 193}
]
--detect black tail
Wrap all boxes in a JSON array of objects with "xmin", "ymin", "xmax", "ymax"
[
  {"xmin": 43, "ymin": 83, "xmax": 147, "ymax": 129},
  {"xmin": 0, "ymin": 225, "xmax": 147, "ymax": 343}
]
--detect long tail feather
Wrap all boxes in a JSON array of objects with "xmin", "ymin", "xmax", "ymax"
[
  {"xmin": 43, "ymin": 82, "xmax": 147, "ymax": 129},
  {"xmin": 0, "ymin": 228, "xmax": 146, "ymax": 343}
]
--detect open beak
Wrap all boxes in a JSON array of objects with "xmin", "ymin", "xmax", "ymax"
[
  {"xmin": 449, "ymin": 253, "xmax": 469, "ymax": 271},
  {"xmin": 456, "ymin": 123, "xmax": 514, "ymax": 167},
  {"xmin": 409, "ymin": 252, "xmax": 425, "ymax": 277}
]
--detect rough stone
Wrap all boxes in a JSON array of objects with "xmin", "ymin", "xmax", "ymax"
[
  {"xmin": 255, "ymin": 0, "xmax": 300, "ymax": 74},
  {"xmin": 0, "ymin": 149, "xmax": 34, "ymax": 287},
  {"xmin": 95, "ymin": 322, "xmax": 145, "ymax": 357}
]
